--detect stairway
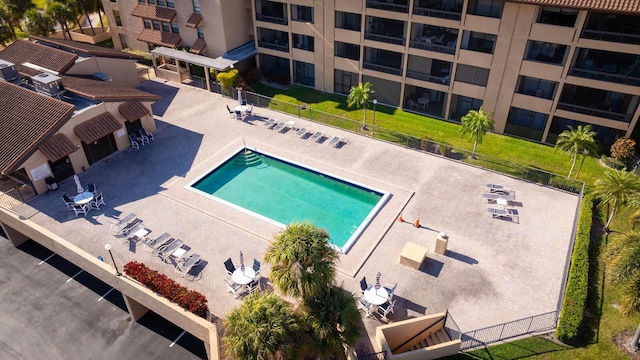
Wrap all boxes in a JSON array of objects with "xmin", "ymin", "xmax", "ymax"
[
  {"xmin": 409, "ymin": 329, "xmax": 451, "ymax": 351},
  {"xmin": 234, "ymin": 150, "xmax": 262, "ymax": 167}
]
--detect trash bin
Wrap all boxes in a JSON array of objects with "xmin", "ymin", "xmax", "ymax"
[
  {"xmin": 435, "ymin": 232, "xmax": 449, "ymax": 255},
  {"xmin": 45, "ymin": 176, "xmax": 58, "ymax": 191}
]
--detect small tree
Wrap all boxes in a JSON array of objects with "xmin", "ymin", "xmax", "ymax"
[
  {"xmin": 555, "ymin": 125, "xmax": 598, "ymax": 179},
  {"xmin": 347, "ymin": 82, "xmax": 374, "ymax": 131},
  {"xmin": 593, "ymin": 169, "xmax": 640, "ymax": 231},
  {"xmin": 0, "ymin": 21, "xmax": 12, "ymax": 45},
  {"xmin": 24, "ymin": 9, "xmax": 55, "ymax": 37},
  {"xmin": 46, "ymin": 2, "xmax": 74, "ymax": 40},
  {"xmin": 459, "ymin": 107, "xmax": 494, "ymax": 158},
  {"xmin": 217, "ymin": 68, "xmax": 240, "ymax": 90},
  {"xmin": 611, "ymin": 137, "xmax": 636, "ymax": 169}
]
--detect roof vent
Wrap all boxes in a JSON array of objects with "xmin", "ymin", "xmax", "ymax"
[
  {"xmin": 92, "ymin": 72, "xmax": 112, "ymax": 82},
  {"xmin": 0, "ymin": 59, "xmax": 19, "ymax": 82},
  {"xmin": 32, "ymin": 73, "xmax": 65, "ymax": 98}
]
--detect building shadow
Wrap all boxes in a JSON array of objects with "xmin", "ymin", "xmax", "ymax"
[
  {"xmin": 420, "ymin": 257, "xmax": 444, "ymax": 277},
  {"xmin": 137, "ymin": 80, "xmax": 180, "ymax": 117}
]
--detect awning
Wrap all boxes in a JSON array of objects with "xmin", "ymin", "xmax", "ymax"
[
  {"xmin": 118, "ymin": 101, "xmax": 151, "ymax": 122},
  {"xmin": 74, "ymin": 113, "xmax": 122, "ymax": 144},
  {"xmin": 185, "ymin": 13, "xmax": 202, "ymax": 28},
  {"xmin": 151, "ymin": 41, "xmax": 257, "ymax": 71},
  {"xmin": 38, "ymin": 134, "xmax": 77, "ymax": 162},
  {"xmin": 189, "ymin": 39, "xmax": 207, "ymax": 55},
  {"xmin": 137, "ymin": 29, "xmax": 181, "ymax": 48},
  {"xmin": 131, "ymin": 4, "xmax": 177, "ymax": 22}
]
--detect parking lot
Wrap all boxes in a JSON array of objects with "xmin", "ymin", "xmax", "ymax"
[{"xmin": 0, "ymin": 233, "xmax": 207, "ymax": 360}]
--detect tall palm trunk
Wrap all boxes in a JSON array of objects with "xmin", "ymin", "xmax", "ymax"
[
  {"xmin": 568, "ymin": 152, "xmax": 577, "ymax": 178},
  {"xmin": 631, "ymin": 324, "xmax": 640, "ymax": 350},
  {"xmin": 85, "ymin": 12, "xmax": 95, "ymax": 35},
  {"xmin": 575, "ymin": 154, "xmax": 586, "ymax": 179},
  {"xmin": 472, "ymin": 133, "xmax": 479, "ymax": 157},
  {"xmin": 97, "ymin": 6, "xmax": 105, "ymax": 29},
  {"xmin": 605, "ymin": 198, "xmax": 617, "ymax": 230},
  {"xmin": 362, "ymin": 105, "xmax": 367, "ymax": 130}
]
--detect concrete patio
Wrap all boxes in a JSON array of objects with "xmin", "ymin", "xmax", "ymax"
[{"xmin": 17, "ymin": 79, "xmax": 579, "ymax": 354}]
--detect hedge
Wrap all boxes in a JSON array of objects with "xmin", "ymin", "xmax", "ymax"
[
  {"xmin": 556, "ymin": 193, "xmax": 594, "ymax": 343},
  {"xmin": 124, "ymin": 261, "xmax": 208, "ymax": 318}
]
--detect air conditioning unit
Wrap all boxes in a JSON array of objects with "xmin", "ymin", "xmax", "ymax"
[
  {"xmin": 0, "ymin": 59, "xmax": 19, "ymax": 82},
  {"xmin": 32, "ymin": 73, "xmax": 65, "ymax": 97}
]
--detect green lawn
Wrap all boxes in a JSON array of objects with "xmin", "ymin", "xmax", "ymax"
[{"xmin": 249, "ymin": 82, "xmax": 640, "ymax": 359}]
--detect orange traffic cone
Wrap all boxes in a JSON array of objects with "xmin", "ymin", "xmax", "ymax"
[
  {"xmin": 414, "ymin": 214, "xmax": 420, "ymax": 228},
  {"xmin": 397, "ymin": 214, "xmax": 403, "ymax": 222}
]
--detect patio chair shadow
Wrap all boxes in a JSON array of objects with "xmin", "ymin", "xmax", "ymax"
[
  {"xmin": 136, "ymin": 80, "xmax": 180, "ymax": 117},
  {"xmin": 445, "ymin": 250, "xmax": 478, "ymax": 265},
  {"xmin": 420, "ymin": 258, "xmax": 444, "ymax": 277}
]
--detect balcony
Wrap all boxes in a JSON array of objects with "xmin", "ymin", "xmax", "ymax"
[
  {"xmin": 410, "ymin": 24, "xmax": 458, "ymax": 55},
  {"xmin": 257, "ymin": 28, "xmax": 289, "ymax": 53},
  {"xmin": 466, "ymin": 0, "xmax": 504, "ymax": 19},
  {"xmin": 556, "ymin": 103, "xmax": 632, "ymax": 123},
  {"xmin": 255, "ymin": 0, "xmax": 288, "ymax": 25},
  {"xmin": 364, "ymin": 16, "xmax": 406, "ymax": 46},
  {"xmin": 406, "ymin": 70, "xmax": 449, "ymax": 85},
  {"xmin": 580, "ymin": 30, "xmax": 640, "ymax": 46},
  {"xmin": 363, "ymin": 62, "xmax": 402, "ymax": 76},
  {"xmin": 581, "ymin": 12, "xmax": 640, "ymax": 45},
  {"xmin": 406, "ymin": 55, "xmax": 451, "ymax": 85},
  {"xmin": 569, "ymin": 48, "xmax": 640, "ymax": 87},
  {"xmin": 568, "ymin": 69, "xmax": 640, "ymax": 87},
  {"xmin": 366, "ymin": 0, "xmax": 409, "ymax": 14},
  {"xmin": 364, "ymin": 33, "xmax": 405, "ymax": 46},
  {"xmin": 412, "ymin": 0, "xmax": 463, "ymax": 21},
  {"xmin": 558, "ymin": 84, "xmax": 638, "ymax": 123}
]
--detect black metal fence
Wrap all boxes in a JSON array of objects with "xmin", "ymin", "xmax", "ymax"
[
  {"xmin": 0, "ymin": 184, "xmax": 36, "ymax": 210},
  {"xmin": 444, "ymin": 311, "xmax": 462, "ymax": 341},
  {"xmin": 460, "ymin": 310, "xmax": 560, "ymax": 350}
]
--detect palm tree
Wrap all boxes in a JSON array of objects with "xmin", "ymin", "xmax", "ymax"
[
  {"xmin": 223, "ymin": 292, "xmax": 300, "ymax": 360},
  {"xmin": 24, "ymin": 8, "xmax": 54, "ymax": 37},
  {"xmin": 264, "ymin": 222, "xmax": 338, "ymax": 300},
  {"xmin": 301, "ymin": 285, "xmax": 362, "ymax": 359},
  {"xmin": 593, "ymin": 169, "xmax": 640, "ymax": 231},
  {"xmin": 554, "ymin": 125, "xmax": 597, "ymax": 179},
  {"xmin": 347, "ymin": 82, "xmax": 374, "ymax": 131},
  {"xmin": 459, "ymin": 107, "xmax": 494, "ymax": 158},
  {"xmin": 0, "ymin": 0, "xmax": 35, "ymax": 39},
  {"xmin": 46, "ymin": 1, "xmax": 74, "ymax": 40},
  {"xmin": 606, "ymin": 231, "xmax": 640, "ymax": 349}
]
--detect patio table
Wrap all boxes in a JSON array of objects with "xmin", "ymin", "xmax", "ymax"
[
  {"xmin": 74, "ymin": 192, "xmax": 94, "ymax": 205},
  {"xmin": 232, "ymin": 268, "xmax": 256, "ymax": 285}
]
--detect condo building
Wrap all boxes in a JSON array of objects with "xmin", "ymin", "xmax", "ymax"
[{"xmin": 105, "ymin": 0, "xmax": 640, "ymax": 146}]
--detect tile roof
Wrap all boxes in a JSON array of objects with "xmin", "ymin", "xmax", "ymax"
[
  {"xmin": 38, "ymin": 134, "xmax": 77, "ymax": 162},
  {"xmin": 30, "ymin": 36, "xmax": 143, "ymax": 61},
  {"xmin": 60, "ymin": 75, "xmax": 161, "ymax": 102},
  {"xmin": 185, "ymin": 13, "xmax": 203, "ymax": 28},
  {"xmin": 137, "ymin": 29, "xmax": 181, "ymax": 48},
  {"xmin": 0, "ymin": 81, "xmax": 75, "ymax": 175},
  {"xmin": 0, "ymin": 40, "xmax": 77, "ymax": 75},
  {"xmin": 189, "ymin": 39, "xmax": 207, "ymax": 55},
  {"xmin": 507, "ymin": 0, "xmax": 640, "ymax": 14},
  {"xmin": 118, "ymin": 101, "xmax": 151, "ymax": 122},
  {"xmin": 131, "ymin": 4, "xmax": 177, "ymax": 22},
  {"xmin": 73, "ymin": 112, "xmax": 122, "ymax": 144}
]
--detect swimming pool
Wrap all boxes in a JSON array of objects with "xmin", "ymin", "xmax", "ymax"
[{"xmin": 188, "ymin": 147, "xmax": 389, "ymax": 253}]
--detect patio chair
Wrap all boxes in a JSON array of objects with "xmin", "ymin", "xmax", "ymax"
[
  {"xmin": 157, "ymin": 239, "xmax": 184, "ymax": 262},
  {"xmin": 110, "ymin": 213, "xmax": 137, "ymax": 233},
  {"xmin": 225, "ymin": 278, "xmax": 243, "ymax": 298},
  {"xmin": 140, "ymin": 128, "xmax": 154, "ymax": 141},
  {"xmin": 175, "ymin": 253, "xmax": 202, "ymax": 278},
  {"xmin": 89, "ymin": 192, "xmax": 105, "ymax": 210},
  {"xmin": 62, "ymin": 194, "xmax": 75, "ymax": 210},
  {"xmin": 246, "ymin": 278, "xmax": 261, "ymax": 295},
  {"xmin": 246, "ymin": 104, "xmax": 253, "ymax": 116},
  {"xmin": 87, "ymin": 182, "xmax": 96, "ymax": 195},
  {"xmin": 253, "ymin": 259, "xmax": 261, "ymax": 276},
  {"xmin": 360, "ymin": 277, "xmax": 369, "ymax": 294},
  {"xmin": 310, "ymin": 131, "xmax": 324, "ymax": 142},
  {"xmin": 486, "ymin": 206, "xmax": 519, "ymax": 223},
  {"xmin": 272, "ymin": 122, "xmax": 285, "ymax": 132},
  {"xmin": 264, "ymin": 118, "xmax": 276, "ymax": 127},
  {"xmin": 72, "ymin": 203, "xmax": 88, "ymax": 217},
  {"xmin": 235, "ymin": 110, "xmax": 243, "ymax": 120},
  {"xmin": 295, "ymin": 128, "xmax": 308, "ymax": 137},
  {"xmin": 123, "ymin": 223, "xmax": 147, "ymax": 245},
  {"xmin": 384, "ymin": 283, "xmax": 398, "ymax": 300},
  {"xmin": 328, "ymin": 136, "xmax": 341, "ymax": 148},
  {"xmin": 143, "ymin": 232, "xmax": 173, "ymax": 253},
  {"xmin": 377, "ymin": 299, "xmax": 396, "ymax": 322},
  {"xmin": 129, "ymin": 134, "xmax": 141, "ymax": 149},
  {"xmin": 224, "ymin": 258, "xmax": 236, "ymax": 275},
  {"xmin": 358, "ymin": 298, "xmax": 373, "ymax": 317},
  {"xmin": 226, "ymin": 105, "xmax": 235, "ymax": 119}
]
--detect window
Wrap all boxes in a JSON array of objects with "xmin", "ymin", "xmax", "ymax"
[
  {"xmin": 461, "ymin": 31, "xmax": 496, "ymax": 54},
  {"xmin": 292, "ymin": 5, "xmax": 313, "ymax": 23},
  {"xmin": 197, "ymin": 27, "xmax": 204, "ymax": 39},
  {"xmin": 148, "ymin": 0, "xmax": 155, "ymax": 4},
  {"xmin": 113, "ymin": 10, "xmax": 122, "ymax": 26},
  {"xmin": 111, "ymin": 0, "xmax": 116, "ymax": 3},
  {"xmin": 505, "ymin": 107, "xmax": 548, "ymax": 141},
  {"xmin": 193, "ymin": 0, "xmax": 200, "ymax": 13},
  {"xmin": 143, "ymin": 19, "xmax": 151, "ymax": 29},
  {"xmin": 537, "ymin": 6, "xmax": 578, "ymax": 27},
  {"xmin": 334, "ymin": 69, "xmax": 358, "ymax": 95},
  {"xmin": 152, "ymin": 20, "xmax": 161, "ymax": 30},
  {"xmin": 449, "ymin": 95, "xmax": 483, "ymax": 122},
  {"xmin": 455, "ymin": 64, "xmax": 490, "ymax": 86},
  {"xmin": 293, "ymin": 34, "xmax": 314, "ymax": 51},
  {"xmin": 335, "ymin": 41, "xmax": 360, "ymax": 60},
  {"xmin": 171, "ymin": 22, "xmax": 179, "ymax": 33},
  {"xmin": 157, "ymin": 0, "xmax": 165, "ymax": 6},
  {"xmin": 166, "ymin": 0, "xmax": 174, "ymax": 8},
  {"xmin": 119, "ymin": 33, "xmax": 128, "ymax": 49},
  {"xmin": 294, "ymin": 61, "xmax": 315, "ymax": 87},
  {"xmin": 139, "ymin": 0, "xmax": 145, "ymax": 3},
  {"xmin": 467, "ymin": 0, "xmax": 504, "ymax": 18},
  {"xmin": 526, "ymin": 41, "xmax": 567, "ymax": 65},
  {"xmin": 161, "ymin": 22, "xmax": 170, "ymax": 32},
  {"xmin": 515, "ymin": 76, "xmax": 558, "ymax": 99},
  {"xmin": 335, "ymin": 11, "xmax": 361, "ymax": 31}
]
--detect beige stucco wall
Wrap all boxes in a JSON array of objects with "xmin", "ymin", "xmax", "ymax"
[{"xmin": 66, "ymin": 57, "xmax": 141, "ymax": 88}]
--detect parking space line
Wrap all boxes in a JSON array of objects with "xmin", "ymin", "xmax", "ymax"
[
  {"xmin": 98, "ymin": 288, "xmax": 114, "ymax": 301},
  {"xmin": 66, "ymin": 270, "xmax": 84, "ymax": 283},
  {"xmin": 38, "ymin": 254, "xmax": 55, "ymax": 265},
  {"xmin": 169, "ymin": 330, "xmax": 186, "ymax": 348}
]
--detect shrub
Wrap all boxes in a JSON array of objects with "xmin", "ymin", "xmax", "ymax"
[
  {"xmin": 123, "ymin": 261, "xmax": 208, "ymax": 317},
  {"xmin": 600, "ymin": 155, "xmax": 626, "ymax": 170},
  {"xmin": 555, "ymin": 194, "xmax": 593, "ymax": 344},
  {"xmin": 610, "ymin": 138, "xmax": 636, "ymax": 161},
  {"xmin": 549, "ymin": 176, "xmax": 583, "ymax": 193},
  {"xmin": 241, "ymin": 68, "xmax": 263, "ymax": 87},
  {"xmin": 216, "ymin": 69, "xmax": 240, "ymax": 90}
]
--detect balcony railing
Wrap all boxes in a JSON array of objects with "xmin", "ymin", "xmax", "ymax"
[
  {"xmin": 568, "ymin": 68, "xmax": 640, "ymax": 87},
  {"xmin": 409, "ymin": 40, "xmax": 455, "ymax": 55},
  {"xmin": 412, "ymin": 7, "xmax": 462, "ymax": 21},
  {"xmin": 364, "ymin": 33, "xmax": 405, "ymax": 46},
  {"xmin": 256, "ymin": 13, "xmax": 288, "ymax": 25},
  {"xmin": 366, "ymin": 1, "xmax": 409, "ymax": 13},
  {"xmin": 556, "ymin": 102, "xmax": 632, "ymax": 123},
  {"xmin": 406, "ymin": 70, "xmax": 450, "ymax": 85},
  {"xmin": 258, "ymin": 41, "xmax": 289, "ymax": 53},
  {"xmin": 580, "ymin": 29, "xmax": 640, "ymax": 45},
  {"xmin": 363, "ymin": 62, "xmax": 402, "ymax": 76}
]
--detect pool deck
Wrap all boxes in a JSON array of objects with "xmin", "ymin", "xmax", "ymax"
[{"xmin": 17, "ymin": 79, "xmax": 579, "ymax": 354}]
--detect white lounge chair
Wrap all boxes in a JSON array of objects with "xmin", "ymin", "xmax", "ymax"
[
  {"xmin": 482, "ymin": 193, "xmax": 515, "ymax": 201},
  {"xmin": 487, "ymin": 206, "xmax": 519, "ymax": 223},
  {"xmin": 110, "ymin": 213, "xmax": 137, "ymax": 234},
  {"xmin": 175, "ymin": 254, "xmax": 202, "ymax": 278},
  {"xmin": 328, "ymin": 136, "xmax": 341, "ymax": 147},
  {"xmin": 310, "ymin": 131, "xmax": 324, "ymax": 142},
  {"xmin": 157, "ymin": 238, "xmax": 184, "ymax": 262},
  {"xmin": 272, "ymin": 122, "xmax": 286, "ymax": 132},
  {"xmin": 295, "ymin": 128, "xmax": 308, "ymax": 137},
  {"xmin": 264, "ymin": 118, "xmax": 276, "ymax": 127},
  {"xmin": 143, "ymin": 232, "xmax": 173, "ymax": 253}
]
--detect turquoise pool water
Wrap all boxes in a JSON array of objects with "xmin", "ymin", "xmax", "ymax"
[{"xmin": 190, "ymin": 149, "xmax": 385, "ymax": 253}]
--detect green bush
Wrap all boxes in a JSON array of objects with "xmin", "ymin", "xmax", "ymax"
[
  {"xmin": 600, "ymin": 155, "xmax": 626, "ymax": 170},
  {"xmin": 216, "ymin": 69, "xmax": 240, "ymax": 90},
  {"xmin": 549, "ymin": 176, "xmax": 583, "ymax": 193},
  {"xmin": 556, "ymin": 194, "xmax": 593, "ymax": 344}
]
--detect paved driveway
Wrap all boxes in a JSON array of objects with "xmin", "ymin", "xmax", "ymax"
[{"xmin": 15, "ymin": 79, "xmax": 579, "ymax": 354}]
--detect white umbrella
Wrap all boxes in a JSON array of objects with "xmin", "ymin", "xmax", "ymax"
[
  {"xmin": 73, "ymin": 175, "xmax": 84, "ymax": 194},
  {"xmin": 238, "ymin": 88, "xmax": 244, "ymax": 106}
]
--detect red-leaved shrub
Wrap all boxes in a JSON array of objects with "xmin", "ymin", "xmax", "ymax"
[{"xmin": 123, "ymin": 261, "xmax": 208, "ymax": 318}]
